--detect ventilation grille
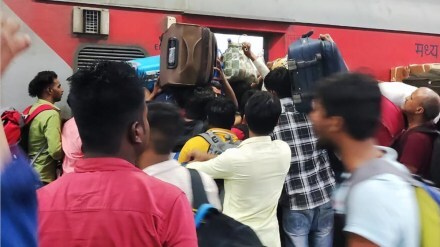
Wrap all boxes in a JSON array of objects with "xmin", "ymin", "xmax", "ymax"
[
  {"xmin": 84, "ymin": 10, "xmax": 100, "ymax": 34},
  {"xmin": 76, "ymin": 46, "xmax": 146, "ymax": 70}
]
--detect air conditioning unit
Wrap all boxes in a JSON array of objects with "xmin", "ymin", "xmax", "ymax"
[{"xmin": 73, "ymin": 7, "xmax": 109, "ymax": 35}]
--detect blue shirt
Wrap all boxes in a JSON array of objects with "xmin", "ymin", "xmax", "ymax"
[{"xmin": 1, "ymin": 147, "xmax": 40, "ymax": 247}]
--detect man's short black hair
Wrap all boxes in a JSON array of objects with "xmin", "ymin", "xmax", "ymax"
[
  {"xmin": 147, "ymin": 102, "xmax": 184, "ymax": 155},
  {"xmin": 28, "ymin": 71, "xmax": 58, "ymax": 98},
  {"xmin": 68, "ymin": 61, "xmax": 145, "ymax": 154},
  {"xmin": 230, "ymin": 80, "xmax": 252, "ymax": 107},
  {"xmin": 239, "ymin": 89, "xmax": 258, "ymax": 117},
  {"xmin": 245, "ymin": 91, "xmax": 282, "ymax": 135},
  {"xmin": 315, "ymin": 73, "xmax": 381, "ymax": 140},
  {"xmin": 264, "ymin": 67, "xmax": 291, "ymax": 98},
  {"xmin": 184, "ymin": 86, "xmax": 216, "ymax": 121},
  {"xmin": 207, "ymin": 97, "xmax": 236, "ymax": 130}
]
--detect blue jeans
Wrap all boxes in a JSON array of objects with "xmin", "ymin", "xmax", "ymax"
[{"xmin": 282, "ymin": 202, "xmax": 334, "ymax": 247}]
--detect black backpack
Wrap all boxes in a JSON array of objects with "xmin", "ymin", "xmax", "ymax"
[
  {"xmin": 188, "ymin": 169, "xmax": 265, "ymax": 247},
  {"xmin": 412, "ymin": 126, "xmax": 440, "ymax": 187}
]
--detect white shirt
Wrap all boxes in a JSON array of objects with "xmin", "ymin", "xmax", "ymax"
[
  {"xmin": 143, "ymin": 159, "xmax": 221, "ymax": 210},
  {"xmin": 187, "ymin": 136, "xmax": 291, "ymax": 247},
  {"xmin": 334, "ymin": 147, "xmax": 420, "ymax": 247}
]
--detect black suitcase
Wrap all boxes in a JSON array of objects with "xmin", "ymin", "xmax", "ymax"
[
  {"xmin": 288, "ymin": 31, "xmax": 347, "ymax": 113},
  {"xmin": 403, "ymin": 69, "xmax": 440, "ymax": 95}
]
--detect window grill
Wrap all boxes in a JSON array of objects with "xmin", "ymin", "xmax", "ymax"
[
  {"xmin": 83, "ymin": 10, "xmax": 100, "ymax": 34},
  {"xmin": 75, "ymin": 45, "xmax": 147, "ymax": 70}
]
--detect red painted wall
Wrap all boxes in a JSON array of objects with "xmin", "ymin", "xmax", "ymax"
[{"xmin": 5, "ymin": 0, "xmax": 440, "ymax": 81}]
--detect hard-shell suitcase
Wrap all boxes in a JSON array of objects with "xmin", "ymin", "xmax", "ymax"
[
  {"xmin": 129, "ymin": 55, "xmax": 160, "ymax": 91},
  {"xmin": 288, "ymin": 31, "xmax": 347, "ymax": 113},
  {"xmin": 160, "ymin": 23, "xmax": 217, "ymax": 87}
]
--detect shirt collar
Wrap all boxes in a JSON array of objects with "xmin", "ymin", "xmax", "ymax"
[
  {"xmin": 37, "ymin": 99, "xmax": 60, "ymax": 111},
  {"xmin": 143, "ymin": 159, "xmax": 180, "ymax": 175},
  {"xmin": 279, "ymin": 98, "xmax": 295, "ymax": 113},
  {"xmin": 74, "ymin": 157, "xmax": 140, "ymax": 173},
  {"xmin": 239, "ymin": 136, "xmax": 272, "ymax": 147}
]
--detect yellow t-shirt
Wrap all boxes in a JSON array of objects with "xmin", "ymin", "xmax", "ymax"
[{"xmin": 178, "ymin": 128, "xmax": 239, "ymax": 163}]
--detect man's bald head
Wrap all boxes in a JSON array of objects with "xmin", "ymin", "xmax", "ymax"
[{"xmin": 414, "ymin": 87, "xmax": 440, "ymax": 121}]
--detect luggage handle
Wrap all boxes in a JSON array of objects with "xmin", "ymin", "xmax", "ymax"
[
  {"xmin": 167, "ymin": 37, "xmax": 179, "ymax": 69},
  {"xmin": 302, "ymin": 31, "xmax": 314, "ymax": 38},
  {"xmin": 288, "ymin": 53, "xmax": 322, "ymax": 71}
]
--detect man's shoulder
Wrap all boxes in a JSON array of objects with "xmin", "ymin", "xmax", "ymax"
[
  {"xmin": 272, "ymin": 139, "xmax": 291, "ymax": 150},
  {"xmin": 184, "ymin": 135, "xmax": 210, "ymax": 149},
  {"xmin": 33, "ymin": 108, "xmax": 60, "ymax": 121},
  {"xmin": 38, "ymin": 171, "xmax": 186, "ymax": 210}
]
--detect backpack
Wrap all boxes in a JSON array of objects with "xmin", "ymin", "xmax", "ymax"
[
  {"xmin": 188, "ymin": 169, "xmax": 264, "ymax": 247},
  {"xmin": 198, "ymin": 130, "xmax": 241, "ymax": 155},
  {"xmin": 349, "ymin": 160, "xmax": 440, "ymax": 247},
  {"xmin": 1, "ymin": 105, "xmax": 54, "ymax": 159},
  {"xmin": 412, "ymin": 126, "xmax": 440, "ymax": 187}
]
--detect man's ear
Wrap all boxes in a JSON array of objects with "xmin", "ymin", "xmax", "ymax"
[
  {"xmin": 328, "ymin": 116, "xmax": 344, "ymax": 134},
  {"xmin": 415, "ymin": 106, "xmax": 424, "ymax": 115},
  {"xmin": 129, "ymin": 121, "xmax": 144, "ymax": 144}
]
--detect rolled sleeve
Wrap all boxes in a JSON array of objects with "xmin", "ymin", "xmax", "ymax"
[{"xmin": 186, "ymin": 150, "xmax": 235, "ymax": 179}]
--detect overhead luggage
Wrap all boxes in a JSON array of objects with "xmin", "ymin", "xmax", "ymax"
[
  {"xmin": 160, "ymin": 23, "xmax": 217, "ymax": 87},
  {"xmin": 222, "ymin": 42, "xmax": 258, "ymax": 83},
  {"xmin": 403, "ymin": 69, "xmax": 440, "ymax": 95},
  {"xmin": 287, "ymin": 31, "xmax": 348, "ymax": 113},
  {"xmin": 129, "ymin": 55, "xmax": 160, "ymax": 91}
]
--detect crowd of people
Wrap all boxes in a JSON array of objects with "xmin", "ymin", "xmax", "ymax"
[{"xmin": 2, "ymin": 16, "xmax": 440, "ymax": 247}]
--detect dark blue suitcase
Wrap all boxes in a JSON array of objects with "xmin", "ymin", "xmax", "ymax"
[{"xmin": 288, "ymin": 31, "xmax": 347, "ymax": 113}]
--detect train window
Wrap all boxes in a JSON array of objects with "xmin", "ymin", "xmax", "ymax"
[
  {"xmin": 74, "ymin": 45, "xmax": 147, "ymax": 70},
  {"xmin": 214, "ymin": 33, "xmax": 265, "ymax": 58}
]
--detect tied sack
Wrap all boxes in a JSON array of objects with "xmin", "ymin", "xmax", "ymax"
[{"xmin": 223, "ymin": 42, "xmax": 258, "ymax": 83}]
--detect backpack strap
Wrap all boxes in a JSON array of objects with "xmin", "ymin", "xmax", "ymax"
[
  {"xmin": 194, "ymin": 203, "xmax": 216, "ymax": 229},
  {"xmin": 24, "ymin": 105, "xmax": 55, "ymax": 125},
  {"xmin": 22, "ymin": 105, "xmax": 32, "ymax": 115},
  {"xmin": 30, "ymin": 144, "xmax": 47, "ymax": 166},
  {"xmin": 413, "ymin": 125, "xmax": 440, "ymax": 136},
  {"xmin": 199, "ymin": 131, "xmax": 222, "ymax": 154},
  {"xmin": 350, "ymin": 158, "xmax": 413, "ymax": 188},
  {"xmin": 189, "ymin": 168, "xmax": 209, "ymax": 210}
]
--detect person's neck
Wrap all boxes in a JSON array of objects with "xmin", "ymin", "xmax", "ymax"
[
  {"xmin": 248, "ymin": 130, "xmax": 266, "ymax": 138},
  {"xmin": 84, "ymin": 152, "xmax": 137, "ymax": 166},
  {"xmin": 338, "ymin": 136, "xmax": 382, "ymax": 173},
  {"xmin": 406, "ymin": 115, "xmax": 426, "ymax": 129},
  {"xmin": 39, "ymin": 96, "xmax": 54, "ymax": 104},
  {"xmin": 138, "ymin": 151, "xmax": 170, "ymax": 170}
]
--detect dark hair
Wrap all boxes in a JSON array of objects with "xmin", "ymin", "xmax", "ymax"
[
  {"xmin": 184, "ymin": 86, "xmax": 216, "ymax": 121},
  {"xmin": 315, "ymin": 73, "xmax": 381, "ymax": 140},
  {"xmin": 230, "ymin": 80, "xmax": 252, "ymax": 107},
  {"xmin": 245, "ymin": 91, "xmax": 281, "ymax": 135},
  {"xmin": 421, "ymin": 95, "xmax": 440, "ymax": 121},
  {"xmin": 28, "ymin": 71, "xmax": 58, "ymax": 98},
  {"xmin": 68, "ymin": 61, "xmax": 145, "ymax": 154},
  {"xmin": 207, "ymin": 97, "xmax": 236, "ymax": 129},
  {"xmin": 264, "ymin": 67, "xmax": 291, "ymax": 98},
  {"xmin": 239, "ymin": 89, "xmax": 258, "ymax": 117},
  {"xmin": 147, "ymin": 102, "xmax": 184, "ymax": 155}
]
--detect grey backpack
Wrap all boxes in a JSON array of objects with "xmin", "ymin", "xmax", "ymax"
[{"xmin": 199, "ymin": 130, "xmax": 241, "ymax": 155}]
